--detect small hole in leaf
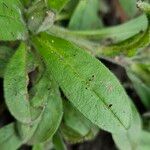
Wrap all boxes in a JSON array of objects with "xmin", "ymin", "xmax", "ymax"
[{"xmin": 108, "ymin": 104, "xmax": 112, "ymax": 108}]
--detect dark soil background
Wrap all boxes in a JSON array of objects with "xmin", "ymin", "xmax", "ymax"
[{"xmin": 0, "ymin": 0, "xmax": 147, "ymax": 150}]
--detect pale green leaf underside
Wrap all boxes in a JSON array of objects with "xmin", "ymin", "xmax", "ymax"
[
  {"xmin": 17, "ymin": 72, "xmax": 63, "ymax": 143},
  {"xmin": 32, "ymin": 33, "xmax": 132, "ymax": 133},
  {"xmin": 29, "ymin": 78, "xmax": 63, "ymax": 143},
  {"xmin": 63, "ymin": 100, "xmax": 95, "ymax": 136},
  {"xmin": 4, "ymin": 43, "xmax": 31, "ymax": 123},
  {"xmin": 0, "ymin": 0, "xmax": 28, "ymax": 41}
]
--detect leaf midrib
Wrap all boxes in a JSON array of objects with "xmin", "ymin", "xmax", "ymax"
[{"xmin": 39, "ymin": 38, "xmax": 128, "ymax": 130}]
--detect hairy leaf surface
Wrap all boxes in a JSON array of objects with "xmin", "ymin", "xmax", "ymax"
[
  {"xmin": 0, "ymin": 123, "xmax": 22, "ymax": 150},
  {"xmin": 32, "ymin": 33, "xmax": 132, "ymax": 133},
  {"xmin": 69, "ymin": 0, "xmax": 103, "ymax": 30},
  {"xmin": 0, "ymin": 0, "xmax": 28, "ymax": 41},
  {"xmin": 29, "ymin": 78, "xmax": 63, "ymax": 143},
  {"xmin": 4, "ymin": 43, "xmax": 31, "ymax": 123}
]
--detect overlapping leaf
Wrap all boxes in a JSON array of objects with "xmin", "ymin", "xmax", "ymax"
[
  {"xmin": 113, "ymin": 102, "xmax": 142, "ymax": 150},
  {"xmin": 127, "ymin": 70, "xmax": 150, "ymax": 109},
  {"xmin": 17, "ymin": 72, "xmax": 63, "ymax": 143},
  {"xmin": 61, "ymin": 100, "xmax": 98, "ymax": 143},
  {"xmin": 0, "ymin": 0, "xmax": 28, "ymax": 41},
  {"xmin": 32, "ymin": 33, "xmax": 132, "ymax": 133},
  {"xmin": 69, "ymin": 0, "xmax": 103, "ymax": 30},
  {"xmin": 0, "ymin": 123, "xmax": 22, "ymax": 150},
  {"xmin": 53, "ymin": 132, "xmax": 67, "ymax": 150},
  {"xmin": 4, "ymin": 43, "xmax": 31, "ymax": 123},
  {"xmin": 29, "ymin": 77, "xmax": 63, "ymax": 143}
]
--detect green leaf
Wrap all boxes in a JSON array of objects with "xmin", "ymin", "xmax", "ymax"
[
  {"xmin": 4, "ymin": 43, "xmax": 31, "ymax": 123},
  {"xmin": 22, "ymin": 0, "xmax": 31, "ymax": 7},
  {"xmin": 46, "ymin": 0, "xmax": 70, "ymax": 13},
  {"xmin": 113, "ymin": 102, "xmax": 142, "ymax": 150},
  {"xmin": 0, "ymin": 45, "xmax": 38, "ymax": 78},
  {"xmin": 29, "ymin": 78, "xmax": 63, "ymax": 143},
  {"xmin": 61, "ymin": 100, "xmax": 98, "ymax": 143},
  {"xmin": 0, "ymin": 46, "xmax": 15, "ymax": 77},
  {"xmin": 0, "ymin": 0, "xmax": 28, "ymax": 41},
  {"xmin": 126, "ymin": 49, "xmax": 150, "ymax": 109},
  {"xmin": 53, "ymin": 132, "xmax": 67, "ymax": 150},
  {"xmin": 32, "ymin": 141, "xmax": 53, "ymax": 150},
  {"xmin": 32, "ymin": 33, "xmax": 132, "ymax": 133},
  {"xmin": 0, "ymin": 123, "xmax": 22, "ymax": 150},
  {"xmin": 143, "ymin": 112, "xmax": 150, "ymax": 132},
  {"xmin": 27, "ymin": 0, "xmax": 55, "ymax": 33},
  {"xmin": 61, "ymin": 124, "xmax": 97, "ymax": 144},
  {"xmin": 118, "ymin": 0, "xmax": 137, "ymax": 17},
  {"xmin": 63, "ymin": 100, "xmax": 98, "ymax": 136},
  {"xmin": 17, "ymin": 72, "xmax": 63, "ymax": 143},
  {"xmin": 32, "ymin": 144, "xmax": 44, "ymax": 150},
  {"xmin": 69, "ymin": 0, "xmax": 103, "ymax": 30},
  {"xmin": 127, "ymin": 70, "xmax": 150, "ymax": 109},
  {"xmin": 48, "ymin": 15, "xmax": 148, "ymax": 48},
  {"xmin": 138, "ymin": 131, "xmax": 150, "ymax": 150}
]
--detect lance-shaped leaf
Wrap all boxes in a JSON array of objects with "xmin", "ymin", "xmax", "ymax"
[
  {"xmin": 28, "ymin": 78, "xmax": 63, "ymax": 143},
  {"xmin": 0, "ymin": 123, "xmax": 23, "ymax": 150},
  {"xmin": 32, "ymin": 33, "xmax": 132, "ymax": 133},
  {"xmin": 4, "ymin": 43, "xmax": 31, "ymax": 123},
  {"xmin": 0, "ymin": 0, "xmax": 28, "ymax": 41},
  {"xmin": 0, "ymin": 46, "xmax": 15, "ymax": 77},
  {"xmin": 69, "ymin": 0, "xmax": 103, "ymax": 30},
  {"xmin": 17, "ymin": 72, "xmax": 53, "ymax": 142}
]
